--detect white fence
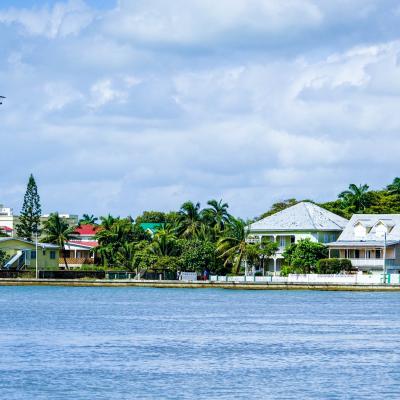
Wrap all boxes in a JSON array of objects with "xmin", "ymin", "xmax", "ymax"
[
  {"xmin": 210, "ymin": 273, "xmax": 400, "ymax": 285},
  {"xmin": 179, "ymin": 272, "xmax": 198, "ymax": 281}
]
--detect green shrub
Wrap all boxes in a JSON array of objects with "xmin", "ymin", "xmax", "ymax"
[
  {"xmin": 280, "ymin": 265, "xmax": 304, "ymax": 277},
  {"xmin": 316, "ymin": 258, "xmax": 353, "ymax": 274},
  {"xmin": 282, "ymin": 239, "xmax": 328, "ymax": 273}
]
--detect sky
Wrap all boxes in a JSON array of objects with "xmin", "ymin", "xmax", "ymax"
[{"xmin": 1, "ymin": 0, "xmax": 400, "ymax": 219}]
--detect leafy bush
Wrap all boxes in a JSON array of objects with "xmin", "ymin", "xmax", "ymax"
[
  {"xmin": 280, "ymin": 265, "xmax": 304, "ymax": 277},
  {"xmin": 282, "ymin": 239, "xmax": 328, "ymax": 273},
  {"xmin": 179, "ymin": 239, "xmax": 217, "ymax": 273},
  {"xmin": 316, "ymin": 258, "xmax": 353, "ymax": 274}
]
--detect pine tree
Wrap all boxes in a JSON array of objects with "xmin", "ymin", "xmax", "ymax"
[{"xmin": 16, "ymin": 174, "xmax": 42, "ymax": 241}]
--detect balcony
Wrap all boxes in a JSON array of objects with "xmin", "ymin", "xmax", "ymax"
[{"xmin": 348, "ymin": 259, "xmax": 397, "ymax": 268}]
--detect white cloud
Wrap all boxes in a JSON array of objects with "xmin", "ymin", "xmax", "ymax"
[
  {"xmin": 1, "ymin": 1, "xmax": 400, "ymax": 217},
  {"xmin": 89, "ymin": 79, "xmax": 128, "ymax": 108},
  {"xmin": 0, "ymin": 0, "xmax": 93, "ymax": 38},
  {"xmin": 104, "ymin": 0, "xmax": 322, "ymax": 44},
  {"xmin": 44, "ymin": 82, "xmax": 83, "ymax": 111}
]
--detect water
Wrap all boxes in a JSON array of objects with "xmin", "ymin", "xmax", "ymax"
[{"xmin": 0, "ymin": 287, "xmax": 399, "ymax": 399}]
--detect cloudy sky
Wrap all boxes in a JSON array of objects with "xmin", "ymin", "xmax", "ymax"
[{"xmin": 1, "ymin": 0, "xmax": 400, "ymax": 219}]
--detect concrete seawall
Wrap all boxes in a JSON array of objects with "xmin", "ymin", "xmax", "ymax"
[{"xmin": 0, "ymin": 279, "xmax": 400, "ymax": 291}]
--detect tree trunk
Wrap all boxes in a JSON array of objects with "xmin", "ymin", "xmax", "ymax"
[{"xmin": 62, "ymin": 247, "xmax": 69, "ymax": 270}]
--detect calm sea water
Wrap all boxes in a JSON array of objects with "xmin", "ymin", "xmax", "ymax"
[{"xmin": 0, "ymin": 287, "xmax": 399, "ymax": 399}]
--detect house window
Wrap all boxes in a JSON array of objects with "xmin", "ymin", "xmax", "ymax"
[
  {"xmin": 366, "ymin": 250, "xmax": 371, "ymax": 259},
  {"xmin": 376, "ymin": 249, "xmax": 381, "ymax": 259},
  {"xmin": 323, "ymin": 233, "xmax": 329, "ymax": 243},
  {"xmin": 50, "ymin": 251, "xmax": 56, "ymax": 260},
  {"xmin": 355, "ymin": 250, "xmax": 360, "ymax": 259},
  {"xmin": 280, "ymin": 237, "xmax": 286, "ymax": 248},
  {"xmin": 291, "ymin": 236, "xmax": 295, "ymax": 244},
  {"xmin": 31, "ymin": 250, "xmax": 36, "ymax": 260}
]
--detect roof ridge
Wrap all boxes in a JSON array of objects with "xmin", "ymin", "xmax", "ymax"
[
  {"xmin": 305, "ymin": 201, "xmax": 347, "ymax": 229},
  {"xmin": 303, "ymin": 202, "xmax": 317, "ymax": 229}
]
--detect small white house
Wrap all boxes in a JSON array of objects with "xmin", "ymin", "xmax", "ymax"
[
  {"xmin": 248, "ymin": 202, "xmax": 348, "ymax": 273},
  {"xmin": 328, "ymin": 214, "xmax": 400, "ymax": 273}
]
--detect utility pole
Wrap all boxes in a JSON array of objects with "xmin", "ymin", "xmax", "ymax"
[
  {"xmin": 35, "ymin": 230, "xmax": 39, "ymax": 280},
  {"xmin": 383, "ymin": 232, "xmax": 387, "ymax": 284}
]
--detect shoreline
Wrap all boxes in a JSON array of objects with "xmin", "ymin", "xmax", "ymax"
[{"xmin": 0, "ymin": 279, "xmax": 399, "ymax": 291}]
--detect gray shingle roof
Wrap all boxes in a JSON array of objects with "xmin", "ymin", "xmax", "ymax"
[
  {"xmin": 337, "ymin": 214, "xmax": 400, "ymax": 242},
  {"xmin": 249, "ymin": 202, "xmax": 348, "ymax": 232}
]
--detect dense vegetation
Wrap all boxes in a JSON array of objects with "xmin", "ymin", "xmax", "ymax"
[
  {"xmin": 256, "ymin": 178, "xmax": 400, "ymax": 221},
  {"xmin": 70, "ymin": 177, "xmax": 400, "ymax": 275},
  {"xmin": 12, "ymin": 176, "xmax": 400, "ymax": 275},
  {"xmin": 88, "ymin": 200, "xmax": 279, "ymax": 276}
]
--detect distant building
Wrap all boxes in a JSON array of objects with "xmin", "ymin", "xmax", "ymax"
[
  {"xmin": 248, "ymin": 202, "xmax": 348, "ymax": 273},
  {"xmin": 328, "ymin": 214, "xmax": 400, "ymax": 273},
  {"xmin": 0, "ymin": 206, "xmax": 78, "ymax": 238},
  {"xmin": 41, "ymin": 214, "xmax": 79, "ymax": 228},
  {"xmin": 0, "ymin": 205, "xmax": 13, "ymax": 216},
  {"xmin": 0, "ymin": 204, "xmax": 15, "ymax": 235},
  {"xmin": 140, "ymin": 223, "xmax": 164, "ymax": 237}
]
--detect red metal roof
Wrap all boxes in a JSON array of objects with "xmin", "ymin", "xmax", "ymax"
[
  {"xmin": 73, "ymin": 224, "xmax": 101, "ymax": 235},
  {"xmin": 68, "ymin": 240, "xmax": 99, "ymax": 248},
  {"xmin": 0, "ymin": 226, "xmax": 13, "ymax": 232}
]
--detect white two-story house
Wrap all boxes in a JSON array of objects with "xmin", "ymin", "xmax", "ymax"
[
  {"xmin": 248, "ymin": 202, "xmax": 348, "ymax": 273},
  {"xmin": 328, "ymin": 215, "xmax": 400, "ymax": 273}
]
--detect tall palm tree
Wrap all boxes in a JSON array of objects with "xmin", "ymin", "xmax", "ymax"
[
  {"xmin": 338, "ymin": 183, "xmax": 370, "ymax": 211},
  {"xmin": 387, "ymin": 177, "xmax": 400, "ymax": 195},
  {"xmin": 42, "ymin": 213, "xmax": 75, "ymax": 270},
  {"xmin": 79, "ymin": 214, "xmax": 98, "ymax": 225},
  {"xmin": 178, "ymin": 201, "xmax": 203, "ymax": 238},
  {"xmin": 202, "ymin": 199, "xmax": 231, "ymax": 231},
  {"xmin": 216, "ymin": 218, "xmax": 249, "ymax": 274}
]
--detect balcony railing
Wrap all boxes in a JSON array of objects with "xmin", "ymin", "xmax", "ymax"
[{"xmin": 348, "ymin": 259, "xmax": 397, "ymax": 268}]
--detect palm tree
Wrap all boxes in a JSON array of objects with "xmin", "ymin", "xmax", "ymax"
[
  {"xmin": 149, "ymin": 228, "xmax": 179, "ymax": 257},
  {"xmin": 216, "ymin": 218, "xmax": 249, "ymax": 274},
  {"xmin": 338, "ymin": 184, "xmax": 370, "ymax": 211},
  {"xmin": 178, "ymin": 201, "xmax": 203, "ymax": 238},
  {"xmin": 95, "ymin": 217, "xmax": 133, "ymax": 266},
  {"xmin": 42, "ymin": 213, "xmax": 75, "ymax": 270},
  {"xmin": 387, "ymin": 177, "xmax": 400, "ymax": 195},
  {"xmin": 99, "ymin": 215, "xmax": 118, "ymax": 231},
  {"xmin": 79, "ymin": 214, "xmax": 98, "ymax": 225},
  {"xmin": 116, "ymin": 242, "xmax": 137, "ymax": 270},
  {"xmin": 202, "ymin": 199, "xmax": 231, "ymax": 231}
]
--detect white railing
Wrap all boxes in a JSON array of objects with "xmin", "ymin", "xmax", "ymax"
[
  {"xmin": 349, "ymin": 259, "xmax": 384, "ymax": 267},
  {"xmin": 209, "ymin": 274, "xmax": 400, "ymax": 285}
]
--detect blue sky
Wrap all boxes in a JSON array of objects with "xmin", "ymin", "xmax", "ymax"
[{"xmin": 1, "ymin": 0, "xmax": 400, "ymax": 219}]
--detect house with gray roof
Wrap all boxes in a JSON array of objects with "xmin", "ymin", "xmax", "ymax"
[
  {"xmin": 248, "ymin": 202, "xmax": 348, "ymax": 273},
  {"xmin": 328, "ymin": 214, "xmax": 400, "ymax": 273}
]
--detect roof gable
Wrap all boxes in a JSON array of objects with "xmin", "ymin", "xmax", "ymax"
[
  {"xmin": 74, "ymin": 224, "xmax": 101, "ymax": 235},
  {"xmin": 249, "ymin": 202, "xmax": 348, "ymax": 232},
  {"xmin": 338, "ymin": 214, "xmax": 400, "ymax": 242}
]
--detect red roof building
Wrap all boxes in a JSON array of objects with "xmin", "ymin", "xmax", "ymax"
[{"xmin": 70, "ymin": 224, "xmax": 101, "ymax": 243}]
